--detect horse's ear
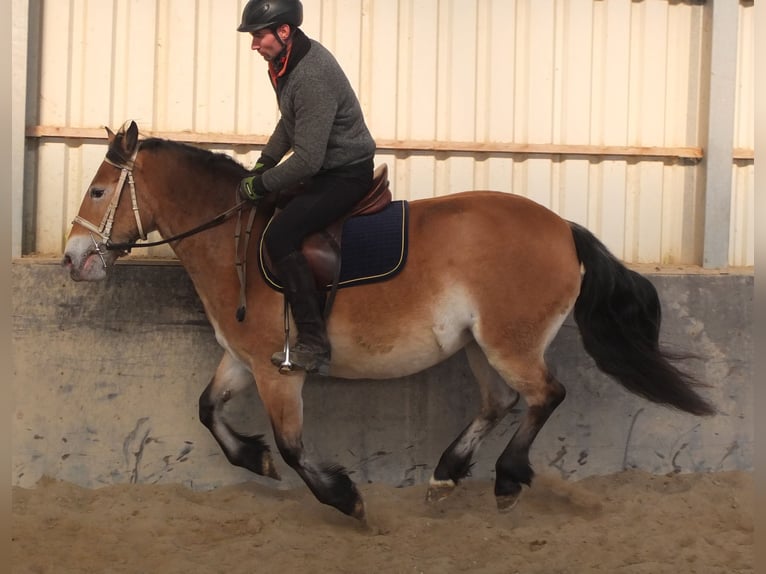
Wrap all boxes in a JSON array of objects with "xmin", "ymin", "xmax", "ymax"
[
  {"xmin": 122, "ymin": 120, "xmax": 139, "ymax": 155},
  {"xmin": 105, "ymin": 126, "xmax": 116, "ymax": 144}
]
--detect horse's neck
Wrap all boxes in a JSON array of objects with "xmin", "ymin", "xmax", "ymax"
[
  {"xmin": 147, "ymin": 163, "xmax": 235, "ymax": 237},
  {"xmin": 142, "ymin": 153, "xmax": 268, "ymax": 309}
]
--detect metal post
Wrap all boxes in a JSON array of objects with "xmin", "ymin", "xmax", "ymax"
[
  {"xmin": 11, "ymin": 0, "xmax": 30, "ymax": 258},
  {"xmin": 701, "ymin": 0, "xmax": 740, "ymax": 269}
]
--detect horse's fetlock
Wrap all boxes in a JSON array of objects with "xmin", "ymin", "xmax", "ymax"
[
  {"xmin": 515, "ymin": 465, "xmax": 535, "ymax": 486},
  {"xmin": 496, "ymin": 455, "xmax": 534, "ymax": 488},
  {"xmin": 495, "ymin": 453, "xmax": 533, "ymax": 503}
]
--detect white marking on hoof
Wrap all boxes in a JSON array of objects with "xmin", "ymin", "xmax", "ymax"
[{"xmin": 426, "ymin": 478, "xmax": 456, "ymax": 503}]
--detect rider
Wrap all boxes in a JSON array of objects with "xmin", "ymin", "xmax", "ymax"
[{"xmin": 237, "ymin": 0, "xmax": 376, "ymax": 375}]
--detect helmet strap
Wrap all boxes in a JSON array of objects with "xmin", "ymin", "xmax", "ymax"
[
  {"xmin": 273, "ymin": 24, "xmax": 295, "ymax": 47},
  {"xmin": 270, "ymin": 25, "xmax": 293, "ymax": 73}
]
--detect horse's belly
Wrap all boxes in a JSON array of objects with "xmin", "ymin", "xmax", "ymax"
[
  {"xmin": 328, "ymin": 301, "xmax": 474, "ymax": 380},
  {"xmin": 329, "ymin": 332, "xmax": 470, "ymax": 379}
]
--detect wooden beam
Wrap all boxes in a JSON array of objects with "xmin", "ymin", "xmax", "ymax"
[
  {"xmin": 25, "ymin": 125, "xmax": 271, "ymax": 146},
  {"xmin": 733, "ymin": 148, "xmax": 754, "ymax": 160},
  {"xmin": 375, "ymin": 140, "xmax": 705, "ymax": 160},
  {"xmin": 25, "ymin": 124, "xmax": 708, "ymax": 161}
]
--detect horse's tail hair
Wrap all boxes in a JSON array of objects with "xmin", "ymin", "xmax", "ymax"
[{"xmin": 568, "ymin": 222, "xmax": 716, "ymax": 416}]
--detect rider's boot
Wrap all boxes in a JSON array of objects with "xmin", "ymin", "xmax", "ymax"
[{"xmin": 271, "ymin": 251, "xmax": 331, "ymax": 375}]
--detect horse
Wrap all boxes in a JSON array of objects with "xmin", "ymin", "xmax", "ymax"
[{"xmin": 62, "ymin": 120, "xmax": 715, "ymax": 521}]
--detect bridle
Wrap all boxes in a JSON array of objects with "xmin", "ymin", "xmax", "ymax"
[
  {"xmin": 72, "ymin": 145, "xmax": 248, "ymax": 264},
  {"xmin": 71, "ymin": 149, "xmax": 145, "ymax": 264},
  {"xmin": 72, "ymin": 141, "xmax": 256, "ymax": 320}
]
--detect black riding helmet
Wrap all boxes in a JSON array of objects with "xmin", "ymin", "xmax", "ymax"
[{"xmin": 237, "ymin": 0, "xmax": 303, "ymax": 33}]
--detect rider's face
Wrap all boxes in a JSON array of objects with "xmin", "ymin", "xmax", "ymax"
[{"xmin": 250, "ymin": 25, "xmax": 289, "ymax": 62}]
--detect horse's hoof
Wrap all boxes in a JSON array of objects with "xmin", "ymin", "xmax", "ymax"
[
  {"xmin": 261, "ymin": 453, "xmax": 281, "ymax": 481},
  {"xmin": 496, "ymin": 493, "xmax": 521, "ymax": 512},
  {"xmin": 426, "ymin": 478, "xmax": 456, "ymax": 503},
  {"xmin": 350, "ymin": 498, "xmax": 366, "ymax": 522}
]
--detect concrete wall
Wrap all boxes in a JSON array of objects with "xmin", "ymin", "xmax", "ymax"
[{"xmin": 12, "ymin": 260, "xmax": 753, "ymax": 491}]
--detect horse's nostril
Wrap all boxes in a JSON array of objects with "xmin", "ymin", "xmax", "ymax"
[{"xmin": 61, "ymin": 254, "xmax": 72, "ymax": 267}]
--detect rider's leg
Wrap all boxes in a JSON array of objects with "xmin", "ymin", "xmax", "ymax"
[
  {"xmin": 271, "ymin": 250, "xmax": 331, "ymax": 374},
  {"xmin": 264, "ymin": 159, "xmax": 373, "ymax": 374}
]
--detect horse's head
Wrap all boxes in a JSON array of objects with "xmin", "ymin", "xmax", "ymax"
[{"xmin": 63, "ymin": 120, "xmax": 150, "ymax": 281}]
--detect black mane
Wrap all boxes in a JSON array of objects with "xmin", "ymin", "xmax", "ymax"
[{"xmin": 137, "ymin": 137, "xmax": 250, "ymax": 180}]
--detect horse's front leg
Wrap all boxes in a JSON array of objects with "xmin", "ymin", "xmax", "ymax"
[
  {"xmin": 256, "ymin": 370, "xmax": 366, "ymax": 521},
  {"xmin": 198, "ymin": 351, "xmax": 280, "ymax": 480}
]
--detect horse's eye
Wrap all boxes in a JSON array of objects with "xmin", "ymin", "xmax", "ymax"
[{"xmin": 90, "ymin": 187, "xmax": 106, "ymax": 199}]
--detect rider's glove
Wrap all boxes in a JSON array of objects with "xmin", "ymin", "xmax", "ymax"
[
  {"xmin": 240, "ymin": 154, "xmax": 278, "ymax": 203},
  {"xmin": 240, "ymin": 173, "xmax": 269, "ymax": 203}
]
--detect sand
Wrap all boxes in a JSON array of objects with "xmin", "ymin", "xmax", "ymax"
[{"xmin": 12, "ymin": 469, "xmax": 753, "ymax": 574}]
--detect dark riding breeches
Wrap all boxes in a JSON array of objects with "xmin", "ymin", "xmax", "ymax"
[{"xmin": 263, "ymin": 158, "xmax": 374, "ymax": 263}]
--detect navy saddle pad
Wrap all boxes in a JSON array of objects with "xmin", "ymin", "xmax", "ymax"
[{"xmin": 260, "ymin": 200, "xmax": 409, "ymax": 291}]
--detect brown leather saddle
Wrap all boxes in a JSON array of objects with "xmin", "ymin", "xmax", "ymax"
[{"xmin": 261, "ymin": 163, "xmax": 392, "ymax": 289}]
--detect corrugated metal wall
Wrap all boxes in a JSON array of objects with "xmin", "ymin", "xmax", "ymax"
[{"xmin": 23, "ymin": 0, "xmax": 754, "ymax": 265}]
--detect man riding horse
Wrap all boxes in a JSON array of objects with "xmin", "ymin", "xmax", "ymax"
[{"xmin": 237, "ymin": 0, "xmax": 377, "ymax": 375}]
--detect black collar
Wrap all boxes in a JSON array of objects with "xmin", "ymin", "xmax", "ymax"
[{"xmin": 269, "ymin": 28, "xmax": 311, "ymax": 84}]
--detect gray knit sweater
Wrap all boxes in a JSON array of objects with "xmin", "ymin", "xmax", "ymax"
[{"xmin": 260, "ymin": 38, "xmax": 376, "ymax": 193}]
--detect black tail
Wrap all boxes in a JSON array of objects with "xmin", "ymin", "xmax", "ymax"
[{"xmin": 569, "ymin": 222, "xmax": 715, "ymax": 416}]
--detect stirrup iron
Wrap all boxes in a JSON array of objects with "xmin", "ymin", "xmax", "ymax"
[{"xmin": 278, "ymin": 296, "xmax": 294, "ymax": 374}]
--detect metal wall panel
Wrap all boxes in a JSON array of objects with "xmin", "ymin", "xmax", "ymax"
[{"xmin": 23, "ymin": 0, "xmax": 754, "ymax": 265}]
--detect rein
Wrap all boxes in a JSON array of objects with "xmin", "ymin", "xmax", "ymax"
[{"xmin": 105, "ymin": 200, "xmax": 247, "ymax": 252}]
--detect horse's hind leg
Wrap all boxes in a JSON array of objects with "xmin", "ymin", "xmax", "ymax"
[
  {"xmin": 198, "ymin": 351, "xmax": 280, "ymax": 480},
  {"xmin": 492, "ymin": 360, "xmax": 566, "ymax": 510},
  {"xmin": 427, "ymin": 342, "xmax": 520, "ymax": 503}
]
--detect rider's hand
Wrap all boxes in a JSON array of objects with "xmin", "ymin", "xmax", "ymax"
[
  {"xmin": 240, "ymin": 173, "xmax": 269, "ymax": 203},
  {"xmin": 240, "ymin": 154, "xmax": 278, "ymax": 202}
]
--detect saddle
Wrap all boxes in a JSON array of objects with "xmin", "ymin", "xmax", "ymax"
[{"xmin": 262, "ymin": 163, "xmax": 392, "ymax": 288}]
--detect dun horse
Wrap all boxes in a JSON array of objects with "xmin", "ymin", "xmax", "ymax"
[{"xmin": 63, "ymin": 121, "xmax": 714, "ymax": 520}]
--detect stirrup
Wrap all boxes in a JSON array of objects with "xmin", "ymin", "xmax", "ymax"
[
  {"xmin": 277, "ymin": 297, "xmax": 294, "ymax": 374},
  {"xmin": 270, "ymin": 347, "xmax": 330, "ymax": 376},
  {"xmin": 277, "ymin": 349, "xmax": 293, "ymax": 374},
  {"xmin": 273, "ymin": 292, "xmax": 331, "ymax": 376},
  {"xmin": 273, "ymin": 298, "xmax": 331, "ymax": 376}
]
